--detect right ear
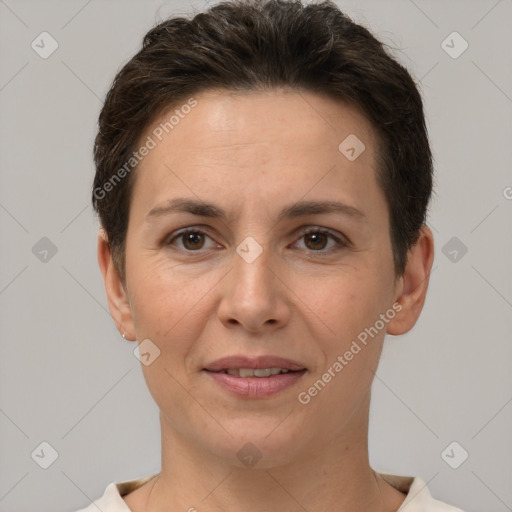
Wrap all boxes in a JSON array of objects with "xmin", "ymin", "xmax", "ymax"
[{"xmin": 97, "ymin": 230, "xmax": 136, "ymax": 341}]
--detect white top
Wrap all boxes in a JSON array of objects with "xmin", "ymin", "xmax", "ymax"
[{"xmin": 75, "ymin": 473, "xmax": 464, "ymax": 511}]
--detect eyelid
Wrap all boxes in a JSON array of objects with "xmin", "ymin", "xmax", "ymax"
[
  {"xmin": 164, "ymin": 225, "xmax": 350, "ymax": 253},
  {"xmin": 291, "ymin": 226, "xmax": 350, "ymax": 251},
  {"xmin": 165, "ymin": 226, "xmax": 221, "ymax": 249}
]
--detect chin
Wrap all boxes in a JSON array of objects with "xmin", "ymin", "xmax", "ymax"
[{"xmin": 202, "ymin": 415, "xmax": 310, "ymax": 469}]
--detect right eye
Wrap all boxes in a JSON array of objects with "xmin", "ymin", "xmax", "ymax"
[{"xmin": 167, "ymin": 228, "xmax": 221, "ymax": 252}]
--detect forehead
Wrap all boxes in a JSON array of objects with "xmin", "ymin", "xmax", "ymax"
[
  {"xmin": 145, "ymin": 88, "xmax": 376, "ymax": 151},
  {"xmin": 131, "ymin": 88, "xmax": 383, "ymax": 221}
]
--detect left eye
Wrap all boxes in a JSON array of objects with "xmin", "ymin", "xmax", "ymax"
[{"xmin": 293, "ymin": 230, "xmax": 344, "ymax": 252}]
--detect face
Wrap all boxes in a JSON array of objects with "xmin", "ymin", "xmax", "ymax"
[{"xmin": 101, "ymin": 88, "xmax": 428, "ymax": 468}]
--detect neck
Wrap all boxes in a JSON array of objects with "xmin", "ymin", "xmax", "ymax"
[{"xmin": 139, "ymin": 398, "xmax": 405, "ymax": 512}]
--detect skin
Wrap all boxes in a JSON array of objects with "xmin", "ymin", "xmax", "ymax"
[{"xmin": 98, "ymin": 88, "xmax": 434, "ymax": 512}]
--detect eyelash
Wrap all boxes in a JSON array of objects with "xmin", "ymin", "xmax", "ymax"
[{"xmin": 166, "ymin": 227, "xmax": 349, "ymax": 255}]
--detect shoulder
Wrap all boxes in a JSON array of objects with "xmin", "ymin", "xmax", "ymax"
[
  {"xmin": 73, "ymin": 474, "xmax": 158, "ymax": 512},
  {"xmin": 379, "ymin": 473, "xmax": 465, "ymax": 512},
  {"xmin": 74, "ymin": 472, "xmax": 465, "ymax": 512}
]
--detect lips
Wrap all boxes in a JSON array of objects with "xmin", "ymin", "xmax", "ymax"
[
  {"xmin": 220, "ymin": 368, "xmax": 291, "ymax": 377},
  {"xmin": 204, "ymin": 355, "xmax": 306, "ymax": 373},
  {"xmin": 203, "ymin": 355, "xmax": 307, "ymax": 398}
]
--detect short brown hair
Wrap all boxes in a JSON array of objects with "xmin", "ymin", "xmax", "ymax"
[{"xmin": 92, "ymin": 0, "xmax": 433, "ymax": 279}]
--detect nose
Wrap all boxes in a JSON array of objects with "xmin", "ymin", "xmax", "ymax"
[{"xmin": 217, "ymin": 242, "xmax": 291, "ymax": 333}]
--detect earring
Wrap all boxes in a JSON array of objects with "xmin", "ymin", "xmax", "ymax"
[{"xmin": 122, "ymin": 333, "xmax": 126, "ymax": 339}]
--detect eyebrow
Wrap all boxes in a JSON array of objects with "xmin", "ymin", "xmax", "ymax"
[
  {"xmin": 278, "ymin": 200, "xmax": 366, "ymax": 222},
  {"xmin": 146, "ymin": 197, "xmax": 367, "ymax": 223},
  {"xmin": 147, "ymin": 198, "xmax": 228, "ymax": 221}
]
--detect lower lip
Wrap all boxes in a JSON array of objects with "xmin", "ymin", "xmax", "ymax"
[{"xmin": 204, "ymin": 370, "xmax": 307, "ymax": 398}]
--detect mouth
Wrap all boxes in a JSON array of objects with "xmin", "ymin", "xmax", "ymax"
[
  {"xmin": 206, "ymin": 367, "xmax": 302, "ymax": 377},
  {"xmin": 203, "ymin": 355, "xmax": 307, "ymax": 398},
  {"xmin": 203, "ymin": 355, "xmax": 306, "ymax": 374}
]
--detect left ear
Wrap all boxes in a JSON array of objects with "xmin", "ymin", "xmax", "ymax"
[{"xmin": 386, "ymin": 225, "xmax": 435, "ymax": 335}]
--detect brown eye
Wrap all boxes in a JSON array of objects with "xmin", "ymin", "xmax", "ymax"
[
  {"xmin": 167, "ymin": 229, "xmax": 218, "ymax": 251},
  {"xmin": 293, "ymin": 228, "xmax": 347, "ymax": 254},
  {"xmin": 181, "ymin": 231, "xmax": 205, "ymax": 250},
  {"xmin": 304, "ymin": 232, "xmax": 329, "ymax": 250},
  {"xmin": 165, "ymin": 227, "xmax": 222, "ymax": 256}
]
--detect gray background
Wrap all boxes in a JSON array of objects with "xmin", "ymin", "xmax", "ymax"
[{"xmin": 0, "ymin": 0, "xmax": 510, "ymax": 510}]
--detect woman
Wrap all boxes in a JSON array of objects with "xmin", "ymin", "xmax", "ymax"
[{"xmin": 80, "ymin": 0, "xmax": 463, "ymax": 510}]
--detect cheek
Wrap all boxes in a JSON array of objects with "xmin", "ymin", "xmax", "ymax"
[
  {"xmin": 128, "ymin": 268, "xmax": 215, "ymax": 399},
  {"xmin": 297, "ymin": 275, "xmax": 389, "ymax": 409},
  {"xmin": 126, "ymin": 256, "xmax": 210, "ymax": 339},
  {"xmin": 295, "ymin": 269, "xmax": 390, "ymax": 345}
]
